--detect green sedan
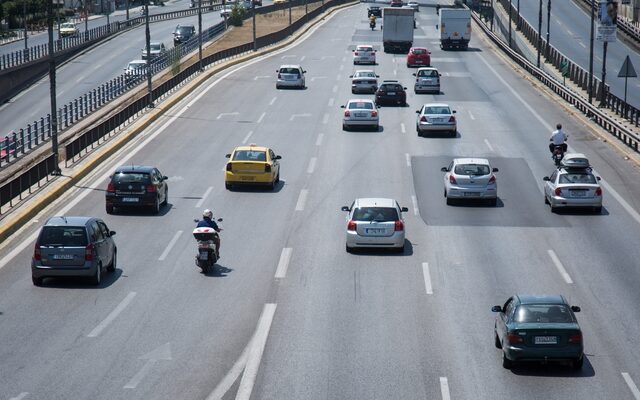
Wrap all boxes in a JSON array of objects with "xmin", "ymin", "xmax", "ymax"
[{"xmin": 492, "ymin": 295, "xmax": 584, "ymax": 369}]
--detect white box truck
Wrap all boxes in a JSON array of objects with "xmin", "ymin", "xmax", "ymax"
[
  {"xmin": 439, "ymin": 8, "xmax": 471, "ymax": 50},
  {"xmin": 382, "ymin": 7, "xmax": 414, "ymax": 53}
]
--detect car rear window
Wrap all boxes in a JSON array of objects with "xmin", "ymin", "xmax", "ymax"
[
  {"xmin": 40, "ymin": 226, "xmax": 88, "ymax": 246},
  {"xmin": 381, "ymin": 84, "xmax": 402, "ymax": 91},
  {"xmin": 279, "ymin": 68, "xmax": 301, "ymax": 74},
  {"xmin": 514, "ymin": 304, "xmax": 574, "ymax": 323},
  {"xmin": 113, "ymin": 172, "xmax": 150, "ymax": 183},
  {"xmin": 454, "ymin": 164, "xmax": 490, "ymax": 176},
  {"xmin": 417, "ymin": 70, "xmax": 438, "ymax": 77},
  {"xmin": 176, "ymin": 26, "xmax": 193, "ymax": 34},
  {"xmin": 412, "ymin": 49, "xmax": 427, "ymax": 54},
  {"xmin": 352, "ymin": 207, "xmax": 398, "ymax": 222},
  {"xmin": 355, "ymin": 72, "xmax": 376, "ymax": 78},
  {"xmin": 559, "ymin": 173, "xmax": 597, "ymax": 184},
  {"xmin": 356, "ymin": 46, "xmax": 372, "ymax": 52},
  {"xmin": 233, "ymin": 150, "xmax": 267, "ymax": 161},
  {"xmin": 348, "ymin": 102, "xmax": 374, "ymax": 110},
  {"xmin": 424, "ymin": 106, "xmax": 451, "ymax": 114}
]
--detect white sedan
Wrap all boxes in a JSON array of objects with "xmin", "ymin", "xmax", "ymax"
[
  {"xmin": 342, "ymin": 198, "xmax": 408, "ymax": 252},
  {"xmin": 350, "ymin": 70, "xmax": 379, "ymax": 94},
  {"xmin": 341, "ymin": 99, "xmax": 379, "ymax": 131},
  {"xmin": 416, "ymin": 103, "xmax": 457, "ymax": 137},
  {"xmin": 543, "ymin": 154, "xmax": 602, "ymax": 213},
  {"xmin": 441, "ymin": 158, "xmax": 498, "ymax": 206},
  {"xmin": 352, "ymin": 45, "xmax": 376, "ymax": 65}
]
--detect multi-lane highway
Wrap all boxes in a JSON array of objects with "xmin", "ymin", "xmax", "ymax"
[{"xmin": 2, "ymin": 1, "xmax": 640, "ymax": 399}]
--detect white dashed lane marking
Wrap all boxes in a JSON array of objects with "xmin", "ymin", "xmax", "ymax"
[
  {"xmin": 274, "ymin": 248, "xmax": 293, "ymax": 279},
  {"xmin": 422, "ymin": 262, "xmax": 433, "ymax": 294},
  {"xmin": 159, "ymin": 231, "xmax": 184, "ymax": 261},
  {"xmin": 547, "ymin": 249, "xmax": 574, "ymax": 284},
  {"xmin": 440, "ymin": 377, "xmax": 451, "ymax": 400},
  {"xmin": 88, "ymin": 292, "xmax": 137, "ymax": 338},
  {"xmin": 195, "ymin": 186, "xmax": 213, "ymax": 208},
  {"xmin": 241, "ymin": 131, "xmax": 254, "ymax": 145},
  {"xmin": 295, "ymin": 189, "xmax": 308, "ymax": 211},
  {"xmin": 307, "ymin": 157, "xmax": 317, "ymax": 174},
  {"xmin": 622, "ymin": 372, "xmax": 640, "ymax": 400}
]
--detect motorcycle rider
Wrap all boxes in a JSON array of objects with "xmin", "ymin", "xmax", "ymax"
[
  {"xmin": 196, "ymin": 209, "xmax": 221, "ymax": 257},
  {"xmin": 549, "ymin": 123, "xmax": 568, "ymax": 155},
  {"xmin": 369, "ymin": 14, "xmax": 376, "ymax": 29}
]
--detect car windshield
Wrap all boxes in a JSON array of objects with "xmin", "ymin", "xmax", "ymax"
[
  {"xmin": 418, "ymin": 70, "xmax": 438, "ymax": 77},
  {"xmin": 412, "ymin": 49, "xmax": 427, "ymax": 54},
  {"xmin": 352, "ymin": 207, "xmax": 398, "ymax": 222},
  {"xmin": 514, "ymin": 304, "xmax": 574, "ymax": 323},
  {"xmin": 559, "ymin": 172, "xmax": 597, "ymax": 184},
  {"xmin": 454, "ymin": 164, "xmax": 490, "ymax": 176},
  {"xmin": 61, "ymin": 23, "xmax": 75, "ymax": 29},
  {"xmin": 176, "ymin": 27, "xmax": 193, "ymax": 34},
  {"xmin": 128, "ymin": 62, "xmax": 146, "ymax": 69},
  {"xmin": 114, "ymin": 172, "xmax": 150, "ymax": 183},
  {"xmin": 424, "ymin": 106, "xmax": 451, "ymax": 114},
  {"xmin": 233, "ymin": 150, "xmax": 267, "ymax": 161},
  {"xmin": 40, "ymin": 226, "xmax": 88, "ymax": 247},
  {"xmin": 355, "ymin": 71, "xmax": 376, "ymax": 78},
  {"xmin": 348, "ymin": 102, "xmax": 373, "ymax": 110},
  {"xmin": 150, "ymin": 43, "xmax": 162, "ymax": 50},
  {"xmin": 280, "ymin": 67, "xmax": 301, "ymax": 74}
]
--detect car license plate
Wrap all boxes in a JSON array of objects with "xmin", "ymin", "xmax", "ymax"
[
  {"xmin": 387, "ymin": 92, "xmax": 396, "ymax": 95},
  {"xmin": 241, "ymin": 176, "xmax": 255, "ymax": 180},
  {"xmin": 534, "ymin": 336, "xmax": 558, "ymax": 345},
  {"xmin": 366, "ymin": 228, "xmax": 385, "ymax": 234},
  {"xmin": 199, "ymin": 252, "xmax": 208, "ymax": 260},
  {"xmin": 570, "ymin": 190, "xmax": 586, "ymax": 197},
  {"xmin": 463, "ymin": 192, "xmax": 479, "ymax": 197},
  {"xmin": 53, "ymin": 254, "xmax": 74, "ymax": 260},
  {"xmin": 355, "ymin": 112, "xmax": 367, "ymax": 117},
  {"xmin": 122, "ymin": 197, "xmax": 139, "ymax": 202}
]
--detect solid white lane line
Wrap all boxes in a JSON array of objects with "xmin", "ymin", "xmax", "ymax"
[
  {"xmin": 328, "ymin": 98, "xmax": 335, "ymax": 107},
  {"xmin": 440, "ymin": 377, "xmax": 451, "ymax": 400},
  {"xmin": 88, "ymin": 292, "xmax": 137, "ymax": 338},
  {"xmin": 205, "ymin": 338, "xmax": 251, "ymax": 400},
  {"xmin": 332, "ymin": 85, "xmax": 338, "ymax": 93},
  {"xmin": 316, "ymin": 133, "xmax": 324, "ymax": 146},
  {"xmin": 159, "ymin": 231, "xmax": 183, "ymax": 261},
  {"xmin": 235, "ymin": 303, "xmax": 277, "ymax": 400},
  {"xmin": 9, "ymin": 393, "xmax": 29, "ymax": 400},
  {"xmin": 394, "ymin": 69, "xmax": 397, "ymax": 76},
  {"xmin": 405, "ymin": 153, "xmax": 411, "ymax": 167},
  {"xmin": 412, "ymin": 195, "xmax": 419, "ymax": 216},
  {"xmin": 468, "ymin": 110, "xmax": 476, "ymax": 120},
  {"xmin": 484, "ymin": 138, "xmax": 494, "ymax": 152},
  {"xmin": 295, "ymin": 189, "xmax": 308, "ymax": 211},
  {"xmin": 195, "ymin": 186, "xmax": 213, "ymax": 208},
  {"xmin": 622, "ymin": 372, "xmax": 640, "ymax": 400},
  {"xmin": 547, "ymin": 249, "xmax": 574, "ymax": 284},
  {"xmin": 257, "ymin": 112, "xmax": 266, "ymax": 124},
  {"xmin": 600, "ymin": 180, "xmax": 640, "ymax": 226},
  {"xmin": 269, "ymin": 96, "xmax": 277, "ymax": 105},
  {"xmin": 241, "ymin": 130, "xmax": 254, "ymax": 145},
  {"xmin": 401, "ymin": 123, "xmax": 406, "ymax": 133},
  {"xmin": 422, "ymin": 263, "xmax": 433, "ymax": 295},
  {"xmin": 274, "ymin": 248, "xmax": 293, "ymax": 279},
  {"xmin": 307, "ymin": 157, "xmax": 317, "ymax": 174},
  {"xmin": 322, "ymin": 113, "xmax": 329, "ymax": 124}
]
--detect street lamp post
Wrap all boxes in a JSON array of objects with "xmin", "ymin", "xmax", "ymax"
[
  {"xmin": 508, "ymin": 0, "xmax": 512, "ymax": 48},
  {"xmin": 126, "ymin": 0, "xmax": 129, "ymax": 20},
  {"xmin": 144, "ymin": 0, "xmax": 153, "ymax": 107},
  {"xmin": 84, "ymin": 0, "xmax": 89, "ymax": 41},
  {"xmin": 600, "ymin": 41, "xmax": 608, "ymax": 106},
  {"xmin": 490, "ymin": 0, "xmax": 494, "ymax": 31},
  {"xmin": 516, "ymin": 0, "xmax": 521, "ymax": 30},
  {"xmin": 537, "ymin": 0, "xmax": 542, "ymax": 68},
  {"xmin": 288, "ymin": 0, "xmax": 291, "ymax": 26},
  {"xmin": 546, "ymin": 0, "xmax": 551, "ymax": 58},
  {"xmin": 252, "ymin": 1, "xmax": 257, "ymax": 51},
  {"xmin": 47, "ymin": 0, "xmax": 61, "ymax": 175},
  {"xmin": 588, "ymin": 0, "xmax": 595, "ymax": 103},
  {"xmin": 23, "ymin": 0, "xmax": 28, "ymax": 60},
  {"xmin": 198, "ymin": 0, "xmax": 203, "ymax": 70}
]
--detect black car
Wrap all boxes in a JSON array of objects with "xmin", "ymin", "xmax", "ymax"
[
  {"xmin": 105, "ymin": 165, "xmax": 169, "ymax": 214},
  {"xmin": 367, "ymin": 6, "xmax": 381, "ymax": 17},
  {"xmin": 173, "ymin": 24, "xmax": 196, "ymax": 45},
  {"xmin": 375, "ymin": 80, "xmax": 407, "ymax": 106}
]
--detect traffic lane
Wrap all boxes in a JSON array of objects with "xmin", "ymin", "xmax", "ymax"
[{"xmin": 0, "ymin": 11, "xmax": 224, "ymax": 134}]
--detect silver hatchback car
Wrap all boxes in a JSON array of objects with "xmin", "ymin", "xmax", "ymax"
[
  {"xmin": 276, "ymin": 64, "xmax": 306, "ymax": 89},
  {"xmin": 441, "ymin": 158, "xmax": 498, "ymax": 206},
  {"xmin": 352, "ymin": 45, "xmax": 376, "ymax": 65},
  {"xmin": 31, "ymin": 216, "xmax": 117, "ymax": 286},
  {"xmin": 342, "ymin": 198, "xmax": 408, "ymax": 252}
]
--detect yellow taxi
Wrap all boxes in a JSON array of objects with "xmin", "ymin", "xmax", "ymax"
[{"xmin": 225, "ymin": 144, "xmax": 281, "ymax": 190}]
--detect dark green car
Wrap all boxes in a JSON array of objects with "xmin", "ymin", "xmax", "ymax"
[{"xmin": 492, "ymin": 295, "xmax": 584, "ymax": 369}]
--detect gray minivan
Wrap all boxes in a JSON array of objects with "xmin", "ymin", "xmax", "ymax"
[{"xmin": 31, "ymin": 216, "xmax": 117, "ymax": 286}]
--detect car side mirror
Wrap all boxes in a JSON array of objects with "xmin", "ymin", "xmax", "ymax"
[
  {"xmin": 403, "ymin": 87, "xmax": 407, "ymax": 90},
  {"xmin": 491, "ymin": 305, "xmax": 502, "ymax": 313},
  {"xmin": 492, "ymin": 168, "xmax": 498, "ymax": 173},
  {"xmin": 217, "ymin": 218, "xmax": 223, "ymax": 222},
  {"xmin": 110, "ymin": 230, "xmax": 117, "ymax": 236},
  {"xmin": 401, "ymin": 207, "xmax": 408, "ymax": 212},
  {"xmin": 275, "ymin": 155, "xmax": 282, "ymax": 160},
  {"xmin": 376, "ymin": 75, "xmax": 380, "ymax": 77},
  {"xmin": 303, "ymin": 70, "xmax": 307, "ymax": 73},
  {"xmin": 349, "ymin": 75, "xmax": 353, "ymax": 78},
  {"xmin": 439, "ymin": 73, "xmax": 442, "ymax": 76},
  {"xmin": 543, "ymin": 176, "xmax": 550, "ymax": 181},
  {"xmin": 352, "ymin": 49, "xmax": 355, "ymax": 52},
  {"xmin": 340, "ymin": 105, "xmax": 346, "ymax": 108},
  {"xmin": 415, "ymin": 110, "xmax": 420, "ymax": 114},
  {"xmin": 341, "ymin": 206, "xmax": 350, "ymax": 211},
  {"xmin": 163, "ymin": 175, "xmax": 169, "ymax": 180},
  {"xmin": 597, "ymin": 176, "xmax": 601, "ymax": 181},
  {"xmin": 571, "ymin": 306, "xmax": 581, "ymax": 312},
  {"xmin": 440, "ymin": 167, "xmax": 448, "ymax": 172},
  {"xmin": 225, "ymin": 153, "xmax": 231, "ymax": 158},
  {"xmin": 452, "ymin": 110, "xmax": 457, "ymax": 114},
  {"xmin": 412, "ymin": 73, "xmax": 416, "ymax": 76}
]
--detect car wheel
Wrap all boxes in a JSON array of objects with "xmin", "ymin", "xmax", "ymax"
[
  {"xmin": 594, "ymin": 206, "xmax": 602, "ymax": 214},
  {"xmin": 32, "ymin": 276, "xmax": 43, "ymax": 286},
  {"xmin": 342, "ymin": 124, "xmax": 349, "ymax": 131},
  {"xmin": 106, "ymin": 205, "xmax": 114, "ymax": 214},
  {"xmin": 152, "ymin": 198, "xmax": 160, "ymax": 214},
  {"xmin": 107, "ymin": 250, "xmax": 117, "ymax": 272},
  {"xmin": 572, "ymin": 356, "xmax": 584, "ymax": 370},
  {"xmin": 446, "ymin": 197, "xmax": 454, "ymax": 206},
  {"xmin": 502, "ymin": 353, "xmax": 513, "ymax": 369},
  {"xmin": 450, "ymin": 130, "xmax": 456, "ymax": 138},
  {"xmin": 488, "ymin": 198, "xmax": 497, "ymax": 207},
  {"xmin": 544, "ymin": 195, "xmax": 550, "ymax": 205},
  {"xmin": 225, "ymin": 182, "xmax": 232, "ymax": 190},
  {"xmin": 345, "ymin": 244, "xmax": 352, "ymax": 253},
  {"xmin": 395, "ymin": 243, "xmax": 405, "ymax": 253},
  {"xmin": 550, "ymin": 205, "xmax": 558, "ymax": 213},
  {"xmin": 275, "ymin": 172, "xmax": 280, "ymax": 184},
  {"xmin": 351, "ymin": 89, "xmax": 355, "ymax": 94},
  {"xmin": 91, "ymin": 264, "xmax": 102, "ymax": 286},
  {"xmin": 373, "ymin": 124, "xmax": 379, "ymax": 131},
  {"xmin": 494, "ymin": 332, "xmax": 501, "ymax": 349},
  {"xmin": 161, "ymin": 188, "xmax": 168, "ymax": 206}
]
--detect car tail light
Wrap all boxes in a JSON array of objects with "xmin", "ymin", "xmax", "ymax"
[
  {"xmin": 449, "ymin": 175, "xmax": 457, "ymax": 184},
  {"xmin": 347, "ymin": 220, "xmax": 356, "ymax": 231},
  {"xmin": 506, "ymin": 333, "xmax": 524, "ymax": 344},
  {"xmin": 146, "ymin": 184, "xmax": 157, "ymax": 193},
  {"xmin": 449, "ymin": 116, "xmax": 456, "ymax": 123},
  {"xmin": 394, "ymin": 220, "xmax": 404, "ymax": 231},
  {"xmin": 420, "ymin": 116, "xmax": 427, "ymax": 122},
  {"xmin": 489, "ymin": 175, "xmax": 496, "ymax": 184},
  {"xmin": 33, "ymin": 243, "xmax": 41, "ymax": 261},
  {"xmin": 595, "ymin": 187, "xmax": 602, "ymax": 196},
  {"xmin": 555, "ymin": 187, "xmax": 562, "ymax": 196},
  {"xmin": 371, "ymin": 111, "xmax": 378, "ymax": 117},
  {"xmin": 107, "ymin": 182, "xmax": 115, "ymax": 193},
  {"xmin": 226, "ymin": 163, "xmax": 233, "ymax": 172},
  {"xmin": 265, "ymin": 164, "xmax": 271, "ymax": 172},
  {"xmin": 85, "ymin": 243, "xmax": 94, "ymax": 261},
  {"xmin": 568, "ymin": 333, "xmax": 582, "ymax": 344},
  {"xmin": 354, "ymin": 52, "xmax": 359, "ymax": 56},
  {"xmin": 277, "ymin": 73, "xmax": 281, "ymax": 79},
  {"xmin": 344, "ymin": 110, "xmax": 350, "ymax": 117}
]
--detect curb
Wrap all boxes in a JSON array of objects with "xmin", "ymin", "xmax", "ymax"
[{"xmin": 0, "ymin": 0, "xmax": 358, "ymax": 245}]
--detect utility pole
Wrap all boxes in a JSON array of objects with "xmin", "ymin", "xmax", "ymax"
[
  {"xmin": 126, "ymin": 0, "xmax": 130, "ymax": 20},
  {"xmin": 588, "ymin": 0, "xmax": 595, "ymax": 103},
  {"xmin": 600, "ymin": 41, "xmax": 608, "ymax": 106},
  {"xmin": 84, "ymin": 0, "xmax": 89, "ymax": 41},
  {"xmin": 537, "ymin": 0, "xmax": 542, "ymax": 68},
  {"xmin": 516, "ymin": 0, "xmax": 521, "ymax": 30},
  {"xmin": 145, "ymin": 0, "xmax": 153, "ymax": 107},
  {"xmin": 508, "ymin": 0, "xmax": 512, "ymax": 47},
  {"xmin": 546, "ymin": 0, "xmax": 550, "ymax": 58},
  {"xmin": 288, "ymin": 0, "xmax": 291, "ymax": 26},
  {"xmin": 23, "ymin": 0, "xmax": 28, "ymax": 60},
  {"xmin": 252, "ymin": 1, "xmax": 257, "ymax": 51},
  {"xmin": 198, "ymin": 0, "xmax": 203, "ymax": 70},
  {"xmin": 47, "ymin": 0, "xmax": 61, "ymax": 175},
  {"xmin": 490, "ymin": 0, "xmax": 494, "ymax": 31}
]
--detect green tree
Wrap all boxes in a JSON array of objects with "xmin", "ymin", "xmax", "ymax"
[{"xmin": 228, "ymin": 3, "xmax": 245, "ymax": 27}]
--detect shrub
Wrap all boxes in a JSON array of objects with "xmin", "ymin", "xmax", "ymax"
[{"xmin": 228, "ymin": 3, "xmax": 245, "ymax": 26}]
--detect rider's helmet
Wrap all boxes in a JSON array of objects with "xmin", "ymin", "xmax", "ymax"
[
  {"xmin": 203, "ymin": 209, "xmax": 213, "ymax": 219},
  {"xmin": 556, "ymin": 123, "xmax": 562, "ymax": 130}
]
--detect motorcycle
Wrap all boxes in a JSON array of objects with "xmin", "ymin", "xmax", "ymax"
[
  {"xmin": 370, "ymin": 20, "xmax": 376, "ymax": 30},
  {"xmin": 552, "ymin": 144, "xmax": 566, "ymax": 167},
  {"xmin": 192, "ymin": 218, "xmax": 222, "ymax": 274}
]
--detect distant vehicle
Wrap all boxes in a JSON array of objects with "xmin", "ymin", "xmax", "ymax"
[
  {"xmin": 273, "ymin": 0, "xmax": 287, "ymax": 4},
  {"xmin": 31, "ymin": 216, "xmax": 117, "ymax": 286},
  {"xmin": 173, "ymin": 24, "xmax": 196, "ymax": 45},
  {"xmin": 59, "ymin": 22, "xmax": 79, "ymax": 37},
  {"xmin": 492, "ymin": 295, "xmax": 584, "ymax": 370},
  {"xmin": 341, "ymin": 99, "xmax": 379, "ymax": 131},
  {"xmin": 105, "ymin": 165, "xmax": 169, "ymax": 214},
  {"xmin": 124, "ymin": 59, "xmax": 148, "ymax": 83},
  {"xmin": 406, "ymin": 46, "xmax": 430, "ymax": 67},
  {"xmin": 439, "ymin": 8, "xmax": 471, "ymax": 50},
  {"xmin": 276, "ymin": 64, "xmax": 306, "ymax": 89},
  {"xmin": 352, "ymin": 44, "xmax": 376, "ymax": 65},
  {"xmin": 375, "ymin": 80, "xmax": 407, "ymax": 106},
  {"xmin": 416, "ymin": 103, "xmax": 456, "ymax": 136},
  {"xmin": 441, "ymin": 158, "xmax": 498, "ymax": 206},
  {"xmin": 543, "ymin": 154, "xmax": 602, "ymax": 213},
  {"xmin": 225, "ymin": 144, "xmax": 281, "ymax": 190},
  {"xmin": 382, "ymin": 7, "xmax": 414, "ymax": 53},
  {"xmin": 220, "ymin": 4, "xmax": 235, "ymax": 16},
  {"xmin": 413, "ymin": 67, "xmax": 441, "ymax": 94},
  {"xmin": 189, "ymin": 1, "xmax": 195, "ymax": 7},
  {"xmin": 342, "ymin": 198, "xmax": 408, "ymax": 253},
  {"xmin": 389, "ymin": 0, "xmax": 403, "ymax": 7},
  {"xmin": 367, "ymin": 5, "xmax": 382, "ymax": 17},
  {"xmin": 350, "ymin": 70, "xmax": 379, "ymax": 94},
  {"xmin": 407, "ymin": 1, "xmax": 419, "ymax": 11},
  {"xmin": 141, "ymin": 42, "xmax": 166, "ymax": 60},
  {"xmin": 253, "ymin": 0, "xmax": 262, "ymax": 5}
]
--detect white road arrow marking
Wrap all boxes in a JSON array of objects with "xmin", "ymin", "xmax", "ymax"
[{"xmin": 124, "ymin": 343, "xmax": 172, "ymax": 389}]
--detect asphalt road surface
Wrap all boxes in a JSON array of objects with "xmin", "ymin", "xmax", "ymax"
[{"xmin": 2, "ymin": 2, "xmax": 640, "ymax": 399}]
